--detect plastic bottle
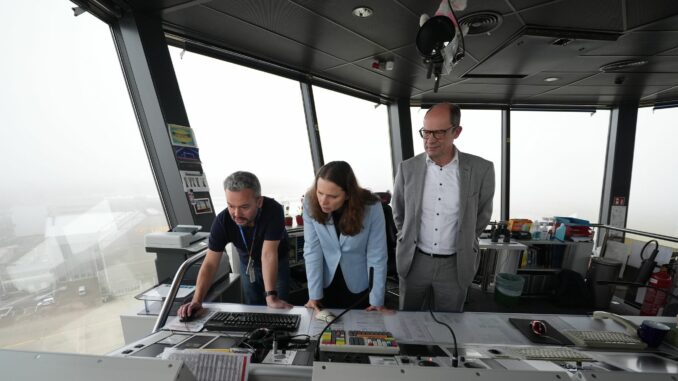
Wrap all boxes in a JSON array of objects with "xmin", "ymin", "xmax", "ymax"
[
  {"xmin": 541, "ymin": 222, "xmax": 550, "ymax": 240},
  {"xmin": 542, "ymin": 217, "xmax": 553, "ymax": 240},
  {"xmin": 531, "ymin": 220, "xmax": 541, "ymax": 240}
]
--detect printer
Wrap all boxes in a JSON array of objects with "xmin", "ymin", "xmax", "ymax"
[
  {"xmin": 145, "ymin": 225, "xmax": 209, "ymax": 249},
  {"xmin": 145, "ymin": 225, "xmax": 214, "ymax": 283}
]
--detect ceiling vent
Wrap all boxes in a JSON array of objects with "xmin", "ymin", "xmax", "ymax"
[
  {"xmin": 459, "ymin": 12, "xmax": 502, "ymax": 35},
  {"xmin": 599, "ymin": 59, "xmax": 648, "ymax": 72}
]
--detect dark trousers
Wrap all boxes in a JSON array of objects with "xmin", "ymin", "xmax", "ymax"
[
  {"xmin": 322, "ymin": 266, "xmax": 369, "ymax": 309},
  {"xmin": 239, "ymin": 255, "xmax": 290, "ymax": 305}
]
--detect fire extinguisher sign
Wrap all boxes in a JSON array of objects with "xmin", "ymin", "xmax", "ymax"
[{"xmin": 613, "ymin": 196, "xmax": 626, "ymax": 206}]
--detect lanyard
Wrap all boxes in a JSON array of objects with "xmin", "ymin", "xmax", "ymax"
[{"xmin": 238, "ymin": 224, "xmax": 257, "ymax": 258}]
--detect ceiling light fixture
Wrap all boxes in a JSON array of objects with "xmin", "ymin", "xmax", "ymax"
[
  {"xmin": 599, "ymin": 59, "xmax": 647, "ymax": 72},
  {"xmin": 352, "ymin": 6, "xmax": 373, "ymax": 18}
]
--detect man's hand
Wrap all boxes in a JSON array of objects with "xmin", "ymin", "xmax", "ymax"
[
  {"xmin": 178, "ymin": 301, "xmax": 203, "ymax": 320},
  {"xmin": 304, "ymin": 299, "xmax": 323, "ymax": 311},
  {"xmin": 266, "ymin": 296, "xmax": 293, "ymax": 309}
]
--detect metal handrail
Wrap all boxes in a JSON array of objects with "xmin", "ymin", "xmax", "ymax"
[
  {"xmin": 152, "ymin": 249, "xmax": 208, "ymax": 333},
  {"xmin": 593, "ymin": 224, "xmax": 678, "ymax": 244}
]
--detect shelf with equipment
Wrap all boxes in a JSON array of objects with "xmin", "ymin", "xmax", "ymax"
[
  {"xmin": 285, "ymin": 226, "xmax": 308, "ymax": 304},
  {"xmin": 515, "ymin": 240, "xmax": 593, "ymax": 296}
]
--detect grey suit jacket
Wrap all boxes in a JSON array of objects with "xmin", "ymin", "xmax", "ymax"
[{"xmin": 392, "ymin": 150, "xmax": 495, "ymax": 287}]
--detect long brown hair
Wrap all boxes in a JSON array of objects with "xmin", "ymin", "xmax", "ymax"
[{"xmin": 306, "ymin": 161, "xmax": 378, "ymax": 236}]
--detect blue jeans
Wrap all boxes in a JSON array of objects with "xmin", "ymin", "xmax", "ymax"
[{"xmin": 239, "ymin": 255, "xmax": 290, "ymax": 305}]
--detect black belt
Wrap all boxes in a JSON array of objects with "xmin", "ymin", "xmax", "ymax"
[{"xmin": 417, "ymin": 248, "xmax": 455, "ymax": 258}]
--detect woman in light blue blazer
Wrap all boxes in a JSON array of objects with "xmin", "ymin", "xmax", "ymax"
[{"xmin": 303, "ymin": 161, "xmax": 388, "ymax": 310}]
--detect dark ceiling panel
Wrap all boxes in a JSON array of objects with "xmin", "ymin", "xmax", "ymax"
[
  {"xmin": 642, "ymin": 86, "xmax": 678, "ymax": 104},
  {"xmin": 389, "ymin": 44, "xmax": 475, "ymax": 85},
  {"xmin": 527, "ymin": 93, "xmax": 621, "ymax": 105},
  {"xmin": 163, "ymin": 6, "xmax": 346, "ymax": 71},
  {"xmin": 439, "ymin": 82, "xmax": 558, "ymax": 95},
  {"xmin": 462, "ymin": 14, "xmax": 524, "ymax": 62},
  {"xmin": 351, "ymin": 56, "xmax": 439, "ymax": 92},
  {"xmin": 508, "ymin": 0, "xmax": 557, "ymax": 12},
  {"xmin": 288, "ymin": 0, "xmax": 420, "ymax": 50},
  {"xmin": 625, "ymin": 0, "xmax": 678, "ymax": 29},
  {"xmin": 205, "ymin": 0, "xmax": 385, "ymax": 61},
  {"xmin": 390, "ymin": 44, "xmax": 431, "ymax": 69},
  {"xmin": 659, "ymin": 46, "xmax": 678, "ymax": 55},
  {"xmin": 585, "ymin": 31, "xmax": 678, "ymax": 56},
  {"xmin": 546, "ymin": 55, "xmax": 678, "ymax": 74},
  {"xmin": 412, "ymin": 91, "xmax": 512, "ymax": 105},
  {"xmin": 468, "ymin": 32, "xmax": 611, "ymax": 76},
  {"xmin": 398, "ymin": 0, "xmax": 514, "ymax": 23},
  {"xmin": 635, "ymin": 12, "xmax": 678, "ymax": 31},
  {"xmin": 573, "ymin": 72, "xmax": 678, "ymax": 87},
  {"xmin": 642, "ymin": 55, "xmax": 678, "ymax": 71},
  {"xmin": 128, "ymin": 0, "xmax": 186, "ymax": 11},
  {"xmin": 519, "ymin": 0, "xmax": 623, "ymax": 31},
  {"xmin": 396, "ymin": 0, "xmax": 457, "ymax": 19},
  {"xmin": 459, "ymin": 71, "xmax": 588, "ymax": 86},
  {"xmin": 115, "ymin": 0, "xmax": 678, "ymax": 106},
  {"xmin": 545, "ymin": 85, "xmax": 670, "ymax": 97},
  {"xmin": 322, "ymin": 64, "xmax": 415, "ymax": 98},
  {"xmin": 458, "ymin": 0, "xmax": 515, "ymax": 17}
]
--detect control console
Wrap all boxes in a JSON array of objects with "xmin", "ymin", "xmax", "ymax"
[{"xmin": 320, "ymin": 330, "xmax": 399, "ymax": 354}]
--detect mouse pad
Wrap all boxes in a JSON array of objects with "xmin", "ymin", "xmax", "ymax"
[{"xmin": 508, "ymin": 318, "xmax": 574, "ymax": 346}]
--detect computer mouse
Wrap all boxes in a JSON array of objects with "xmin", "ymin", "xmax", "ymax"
[
  {"xmin": 315, "ymin": 309, "xmax": 336, "ymax": 323},
  {"xmin": 418, "ymin": 359, "xmax": 439, "ymax": 367},
  {"xmin": 179, "ymin": 308, "xmax": 204, "ymax": 322}
]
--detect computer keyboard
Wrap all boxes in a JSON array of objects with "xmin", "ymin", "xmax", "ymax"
[
  {"xmin": 203, "ymin": 312, "xmax": 301, "ymax": 332},
  {"xmin": 319, "ymin": 330, "xmax": 400, "ymax": 354},
  {"xmin": 512, "ymin": 347, "xmax": 593, "ymax": 361},
  {"xmin": 562, "ymin": 330, "xmax": 647, "ymax": 350}
]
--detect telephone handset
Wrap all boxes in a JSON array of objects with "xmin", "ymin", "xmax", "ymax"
[{"xmin": 592, "ymin": 310, "xmax": 639, "ymax": 336}]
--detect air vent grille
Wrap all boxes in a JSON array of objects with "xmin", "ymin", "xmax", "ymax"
[{"xmin": 459, "ymin": 12, "xmax": 502, "ymax": 35}]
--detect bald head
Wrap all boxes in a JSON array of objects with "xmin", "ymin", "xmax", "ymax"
[
  {"xmin": 422, "ymin": 102, "xmax": 462, "ymax": 166},
  {"xmin": 426, "ymin": 103, "xmax": 461, "ymax": 127}
]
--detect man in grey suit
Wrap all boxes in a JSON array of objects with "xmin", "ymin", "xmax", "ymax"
[{"xmin": 392, "ymin": 103, "xmax": 494, "ymax": 311}]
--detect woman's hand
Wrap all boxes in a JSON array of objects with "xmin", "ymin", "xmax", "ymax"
[
  {"xmin": 366, "ymin": 305, "xmax": 392, "ymax": 313},
  {"xmin": 304, "ymin": 299, "xmax": 323, "ymax": 311}
]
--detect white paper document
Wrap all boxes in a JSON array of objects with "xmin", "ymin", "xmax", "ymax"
[{"xmin": 162, "ymin": 348, "xmax": 250, "ymax": 381}]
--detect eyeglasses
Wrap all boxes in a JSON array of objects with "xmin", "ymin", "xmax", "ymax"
[
  {"xmin": 419, "ymin": 126, "xmax": 456, "ymax": 139},
  {"xmin": 529, "ymin": 320, "xmax": 547, "ymax": 336}
]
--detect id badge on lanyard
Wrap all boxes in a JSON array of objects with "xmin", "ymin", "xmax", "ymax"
[
  {"xmin": 246, "ymin": 257, "xmax": 255, "ymax": 283},
  {"xmin": 239, "ymin": 225, "xmax": 257, "ymax": 283}
]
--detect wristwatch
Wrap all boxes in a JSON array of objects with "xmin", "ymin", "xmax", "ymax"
[{"xmin": 265, "ymin": 290, "xmax": 278, "ymax": 297}]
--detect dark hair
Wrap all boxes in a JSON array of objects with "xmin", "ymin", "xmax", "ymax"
[
  {"xmin": 306, "ymin": 161, "xmax": 378, "ymax": 236},
  {"xmin": 425, "ymin": 102, "xmax": 461, "ymax": 127}
]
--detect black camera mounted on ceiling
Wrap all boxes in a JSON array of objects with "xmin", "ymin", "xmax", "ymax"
[{"xmin": 416, "ymin": 0, "xmax": 467, "ymax": 92}]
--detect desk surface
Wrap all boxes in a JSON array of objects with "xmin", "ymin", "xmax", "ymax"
[{"xmin": 109, "ymin": 304, "xmax": 678, "ymax": 381}]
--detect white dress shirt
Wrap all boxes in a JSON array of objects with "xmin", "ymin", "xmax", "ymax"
[{"xmin": 417, "ymin": 149, "xmax": 461, "ymax": 255}]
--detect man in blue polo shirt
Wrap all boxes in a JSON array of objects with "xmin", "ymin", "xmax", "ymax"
[{"xmin": 178, "ymin": 171, "xmax": 292, "ymax": 319}]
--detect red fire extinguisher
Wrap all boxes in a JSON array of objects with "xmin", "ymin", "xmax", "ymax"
[{"xmin": 640, "ymin": 268, "xmax": 672, "ymax": 316}]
